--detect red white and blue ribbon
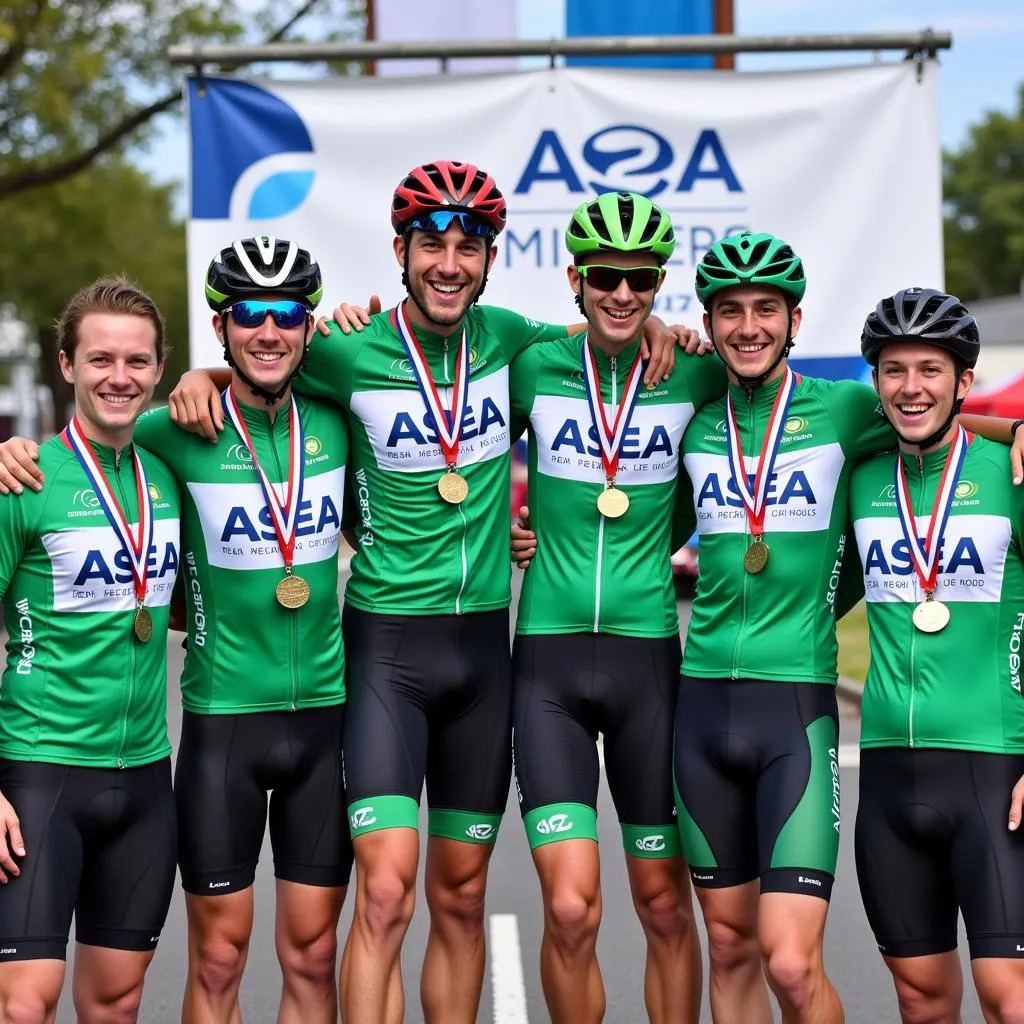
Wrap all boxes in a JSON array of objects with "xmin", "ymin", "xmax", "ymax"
[
  {"xmin": 394, "ymin": 302, "xmax": 469, "ymax": 470},
  {"xmin": 223, "ymin": 386, "xmax": 305, "ymax": 571},
  {"xmin": 724, "ymin": 367, "xmax": 796, "ymax": 541},
  {"xmin": 63, "ymin": 416, "xmax": 152, "ymax": 604},
  {"xmin": 581, "ymin": 336, "xmax": 644, "ymax": 484},
  {"xmin": 894, "ymin": 424, "xmax": 970, "ymax": 597}
]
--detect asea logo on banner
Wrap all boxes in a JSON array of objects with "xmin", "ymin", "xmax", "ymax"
[
  {"xmin": 504, "ymin": 123, "xmax": 749, "ymax": 312},
  {"xmin": 189, "ymin": 78, "xmax": 317, "ymax": 222}
]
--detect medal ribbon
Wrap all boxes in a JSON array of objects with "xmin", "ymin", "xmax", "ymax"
[
  {"xmin": 223, "ymin": 387, "xmax": 305, "ymax": 571},
  {"xmin": 894, "ymin": 424, "xmax": 969, "ymax": 598},
  {"xmin": 64, "ymin": 417, "xmax": 152, "ymax": 604},
  {"xmin": 581, "ymin": 336, "xmax": 644, "ymax": 484},
  {"xmin": 394, "ymin": 302, "xmax": 469, "ymax": 470},
  {"xmin": 724, "ymin": 368, "xmax": 797, "ymax": 541}
]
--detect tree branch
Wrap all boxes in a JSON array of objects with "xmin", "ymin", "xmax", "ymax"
[
  {"xmin": 0, "ymin": 0, "xmax": 331, "ymax": 201},
  {"xmin": 0, "ymin": 0, "xmax": 51, "ymax": 82},
  {"xmin": 0, "ymin": 90, "xmax": 180, "ymax": 199}
]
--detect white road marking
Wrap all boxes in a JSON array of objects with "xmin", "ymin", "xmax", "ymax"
[{"xmin": 490, "ymin": 914, "xmax": 529, "ymax": 1023}]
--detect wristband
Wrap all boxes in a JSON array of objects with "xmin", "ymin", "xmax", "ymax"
[{"xmin": 1012, "ymin": 419, "xmax": 1024, "ymax": 442}]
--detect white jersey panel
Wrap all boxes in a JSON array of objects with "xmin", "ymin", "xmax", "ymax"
[
  {"xmin": 687, "ymin": 443, "xmax": 846, "ymax": 536},
  {"xmin": 188, "ymin": 467, "xmax": 344, "ymax": 571},
  {"xmin": 349, "ymin": 366, "xmax": 511, "ymax": 473},
  {"xmin": 531, "ymin": 393, "xmax": 693, "ymax": 486},
  {"xmin": 42, "ymin": 518, "xmax": 180, "ymax": 613}
]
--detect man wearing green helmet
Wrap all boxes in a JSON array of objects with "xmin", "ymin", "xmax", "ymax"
[
  {"xmin": 672, "ymin": 232, "xmax": 1024, "ymax": 1024},
  {"xmin": 507, "ymin": 191, "xmax": 725, "ymax": 1024}
]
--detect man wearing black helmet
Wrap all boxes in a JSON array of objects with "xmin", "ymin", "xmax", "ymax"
[
  {"xmin": 850, "ymin": 289, "xmax": 1024, "ymax": 1023},
  {"xmin": 0, "ymin": 236, "xmax": 353, "ymax": 1024}
]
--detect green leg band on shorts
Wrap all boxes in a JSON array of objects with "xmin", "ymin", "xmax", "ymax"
[
  {"xmin": 674, "ymin": 777, "xmax": 717, "ymax": 868},
  {"xmin": 621, "ymin": 822, "xmax": 683, "ymax": 859},
  {"xmin": 523, "ymin": 802, "xmax": 597, "ymax": 850},
  {"xmin": 770, "ymin": 715, "xmax": 841, "ymax": 874},
  {"xmin": 428, "ymin": 808, "xmax": 502, "ymax": 845},
  {"xmin": 348, "ymin": 795, "xmax": 419, "ymax": 838}
]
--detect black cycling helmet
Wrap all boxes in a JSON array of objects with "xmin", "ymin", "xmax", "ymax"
[
  {"xmin": 206, "ymin": 237, "xmax": 323, "ymax": 405},
  {"xmin": 861, "ymin": 288, "xmax": 979, "ymax": 368},
  {"xmin": 205, "ymin": 236, "xmax": 324, "ymax": 312},
  {"xmin": 862, "ymin": 288, "xmax": 980, "ymax": 451}
]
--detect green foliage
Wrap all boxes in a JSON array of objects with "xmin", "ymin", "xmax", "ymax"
[
  {"xmin": 0, "ymin": 0, "xmax": 365, "ymax": 197},
  {"xmin": 944, "ymin": 83, "xmax": 1024, "ymax": 301},
  {"xmin": 0, "ymin": 159, "xmax": 190, "ymax": 401}
]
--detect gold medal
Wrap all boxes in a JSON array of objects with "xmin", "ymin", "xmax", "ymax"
[
  {"xmin": 276, "ymin": 573, "xmax": 310, "ymax": 609},
  {"xmin": 438, "ymin": 471, "xmax": 469, "ymax": 505},
  {"xmin": 912, "ymin": 598, "xmax": 949, "ymax": 634},
  {"xmin": 596, "ymin": 486, "xmax": 629, "ymax": 519},
  {"xmin": 743, "ymin": 539, "xmax": 769, "ymax": 574},
  {"xmin": 133, "ymin": 605, "xmax": 153, "ymax": 643}
]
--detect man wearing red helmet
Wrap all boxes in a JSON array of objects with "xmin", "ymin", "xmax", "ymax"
[{"xmin": 163, "ymin": 160, "xmax": 689, "ymax": 1024}]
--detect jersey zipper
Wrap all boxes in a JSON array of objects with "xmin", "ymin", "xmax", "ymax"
[
  {"xmin": 907, "ymin": 458, "xmax": 925, "ymax": 747},
  {"xmin": 115, "ymin": 452, "xmax": 133, "ymax": 766},
  {"xmin": 443, "ymin": 337, "xmax": 470, "ymax": 614},
  {"xmin": 731, "ymin": 393, "xmax": 754, "ymax": 678},
  {"xmin": 268, "ymin": 414, "xmax": 300, "ymax": 708},
  {"xmin": 593, "ymin": 356, "xmax": 617, "ymax": 632}
]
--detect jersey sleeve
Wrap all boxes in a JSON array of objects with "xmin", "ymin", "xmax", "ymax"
[
  {"xmin": 830, "ymin": 380, "xmax": 896, "ymax": 463},
  {"xmin": 509, "ymin": 345, "xmax": 545, "ymax": 438},
  {"xmin": 670, "ymin": 461, "xmax": 697, "ymax": 553},
  {"xmin": 688, "ymin": 356, "xmax": 729, "ymax": 411},
  {"xmin": 133, "ymin": 407, "xmax": 179, "ymax": 467},
  {"xmin": 834, "ymin": 519, "xmax": 866, "ymax": 620},
  {"xmin": 479, "ymin": 305, "xmax": 570, "ymax": 363},
  {"xmin": 294, "ymin": 321, "xmax": 359, "ymax": 406},
  {"xmin": 0, "ymin": 466, "xmax": 51, "ymax": 598}
]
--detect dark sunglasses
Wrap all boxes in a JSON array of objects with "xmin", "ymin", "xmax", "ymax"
[
  {"xmin": 577, "ymin": 264, "xmax": 664, "ymax": 293},
  {"xmin": 228, "ymin": 300, "xmax": 310, "ymax": 329},
  {"xmin": 405, "ymin": 210, "xmax": 495, "ymax": 237}
]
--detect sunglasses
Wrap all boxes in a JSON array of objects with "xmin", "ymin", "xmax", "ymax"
[
  {"xmin": 228, "ymin": 300, "xmax": 311, "ymax": 329},
  {"xmin": 404, "ymin": 210, "xmax": 495, "ymax": 237},
  {"xmin": 577, "ymin": 265, "xmax": 664, "ymax": 293}
]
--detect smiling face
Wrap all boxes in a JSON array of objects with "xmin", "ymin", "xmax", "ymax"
[
  {"xmin": 395, "ymin": 222, "xmax": 497, "ymax": 332},
  {"xmin": 568, "ymin": 252, "xmax": 665, "ymax": 354},
  {"xmin": 873, "ymin": 341, "xmax": 973, "ymax": 451},
  {"xmin": 214, "ymin": 294, "xmax": 311, "ymax": 403},
  {"xmin": 60, "ymin": 312, "xmax": 164, "ymax": 449},
  {"xmin": 705, "ymin": 284, "xmax": 801, "ymax": 385}
]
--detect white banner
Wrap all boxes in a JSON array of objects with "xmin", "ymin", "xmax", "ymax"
[
  {"xmin": 374, "ymin": 0, "xmax": 518, "ymax": 76},
  {"xmin": 186, "ymin": 61, "xmax": 942, "ymax": 378}
]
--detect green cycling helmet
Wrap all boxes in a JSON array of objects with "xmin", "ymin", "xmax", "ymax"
[
  {"xmin": 695, "ymin": 231, "xmax": 806, "ymax": 308},
  {"xmin": 565, "ymin": 192, "xmax": 676, "ymax": 263}
]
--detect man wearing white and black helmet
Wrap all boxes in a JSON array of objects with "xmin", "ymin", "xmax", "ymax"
[
  {"xmin": 0, "ymin": 235, "xmax": 353, "ymax": 1024},
  {"xmin": 849, "ymin": 288, "xmax": 1024, "ymax": 1023}
]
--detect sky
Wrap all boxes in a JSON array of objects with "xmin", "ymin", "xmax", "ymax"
[{"xmin": 141, "ymin": 0, "xmax": 1024, "ymax": 198}]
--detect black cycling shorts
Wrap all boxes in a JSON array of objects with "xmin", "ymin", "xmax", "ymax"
[
  {"xmin": 175, "ymin": 704, "xmax": 351, "ymax": 895},
  {"xmin": 0, "ymin": 758, "xmax": 176, "ymax": 962},
  {"xmin": 856, "ymin": 747, "xmax": 1024, "ymax": 960},
  {"xmin": 674, "ymin": 675, "xmax": 841, "ymax": 899},
  {"xmin": 512, "ymin": 632, "xmax": 682, "ymax": 856},
  {"xmin": 341, "ymin": 605, "xmax": 512, "ymax": 843}
]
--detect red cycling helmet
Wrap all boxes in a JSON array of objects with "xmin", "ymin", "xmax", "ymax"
[{"xmin": 391, "ymin": 160, "xmax": 507, "ymax": 236}]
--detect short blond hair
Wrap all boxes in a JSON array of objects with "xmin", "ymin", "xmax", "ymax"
[{"xmin": 55, "ymin": 276, "xmax": 166, "ymax": 363}]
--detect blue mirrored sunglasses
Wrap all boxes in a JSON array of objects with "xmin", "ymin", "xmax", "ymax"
[
  {"xmin": 228, "ymin": 299, "xmax": 310, "ymax": 329},
  {"xmin": 404, "ymin": 210, "xmax": 494, "ymax": 237}
]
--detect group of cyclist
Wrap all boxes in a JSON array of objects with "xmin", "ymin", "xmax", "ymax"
[{"xmin": 0, "ymin": 156, "xmax": 1021, "ymax": 1024}]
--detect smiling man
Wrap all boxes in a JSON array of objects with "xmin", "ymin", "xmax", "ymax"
[
  {"xmin": 507, "ymin": 192, "xmax": 724, "ymax": 1024},
  {"xmin": 0, "ymin": 278, "xmax": 181, "ymax": 1023},
  {"xmin": 851, "ymin": 289, "xmax": 1024, "ymax": 1024}
]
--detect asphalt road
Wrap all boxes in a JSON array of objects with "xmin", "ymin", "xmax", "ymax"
[{"xmin": 4, "ymin": 575, "xmax": 986, "ymax": 1023}]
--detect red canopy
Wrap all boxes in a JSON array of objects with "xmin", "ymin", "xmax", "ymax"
[{"xmin": 961, "ymin": 370, "xmax": 1024, "ymax": 418}]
